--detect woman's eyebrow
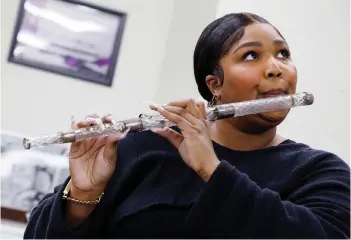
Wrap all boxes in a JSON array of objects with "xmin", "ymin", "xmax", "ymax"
[
  {"xmin": 233, "ymin": 41, "xmax": 262, "ymax": 53},
  {"xmin": 233, "ymin": 39, "xmax": 288, "ymax": 54},
  {"xmin": 274, "ymin": 39, "xmax": 287, "ymax": 45}
]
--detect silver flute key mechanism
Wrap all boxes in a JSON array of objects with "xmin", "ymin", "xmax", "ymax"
[{"xmin": 23, "ymin": 92, "xmax": 314, "ymax": 149}]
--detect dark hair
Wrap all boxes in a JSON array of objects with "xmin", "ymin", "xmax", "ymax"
[{"xmin": 193, "ymin": 13, "xmax": 277, "ymax": 101}]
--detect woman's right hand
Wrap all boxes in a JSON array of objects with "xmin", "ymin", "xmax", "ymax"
[{"xmin": 68, "ymin": 114, "xmax": 128, "ymax": 199}]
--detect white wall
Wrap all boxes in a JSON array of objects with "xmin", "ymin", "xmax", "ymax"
[
  {"xmin": 1, "ymin": 0, "xmax": 219, "ymax": 137},
  {"xmin": 1, "ymin": 0, "xmax": 349, "ymax": 162},
  {"xmin": 217, "ymin": 0, "xmax": 350, "ymax": 162},
  {"xmin": 154, "ymin": 0, "xmax": 219, "ymax": 103},
  {"xmin": 1, "ymin": 0, "xmax": 176, "ymax": 135}
]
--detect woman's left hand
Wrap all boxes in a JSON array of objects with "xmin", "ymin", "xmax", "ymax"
[{"xmin": 150, "ymin": 99, "xmax": 220, "ymax": 182}]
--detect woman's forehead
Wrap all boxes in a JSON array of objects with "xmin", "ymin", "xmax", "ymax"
[{"xmin": 237, "ymin": 23, "xmax": 285, "ymax": 44}]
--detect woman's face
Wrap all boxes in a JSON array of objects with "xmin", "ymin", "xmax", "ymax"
[{"xmin": 207, "ymin": 23, "xmax": 297, "ymax": 133}]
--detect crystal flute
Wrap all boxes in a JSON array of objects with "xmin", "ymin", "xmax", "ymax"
[{"xmin": 23, "ymin": 92, "xmax": 314, "ymax": 149}]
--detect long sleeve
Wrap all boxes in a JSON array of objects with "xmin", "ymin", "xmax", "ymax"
[
  {"xmin": 23, "ymin": 178, "xmax": 108, "ymax": 239},
  {"xmin": 185, "ymin": 156, "xmax": 350, "ymax": 238},
  {"xmin": 23, "ymin": 133, "xmax": 141, "ymax": 239}
]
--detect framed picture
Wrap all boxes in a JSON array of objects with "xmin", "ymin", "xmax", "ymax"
[{"xmin": 8, "ymin": 0, "xmax": 127, "ymax": 87}]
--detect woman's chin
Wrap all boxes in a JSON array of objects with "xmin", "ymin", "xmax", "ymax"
[
  {"xmin": 229, "ymin": 110, "xmax": 290, "ymax": 134},
  {"xmin": 258, "ymin": 110, "xmax": 289, "ymax": 123}
]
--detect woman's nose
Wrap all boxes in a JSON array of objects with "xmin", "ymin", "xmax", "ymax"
[{"xmin": 264, "ymin": 58, "xmax": 282, "ymax": 79}]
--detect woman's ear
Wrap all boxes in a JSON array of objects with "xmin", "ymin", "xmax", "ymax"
[{"xmin": 205, "ymin": 75, "xmax": 222, "ymax": 95}]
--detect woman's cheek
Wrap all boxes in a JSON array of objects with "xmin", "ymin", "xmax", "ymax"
[
  {"xmin": 284, "ymin": 63, "xmax": 298, "ymax": 92},
  {"xmin": 229, "ymin": 67, "xmax": 261, "ymax": 97}
]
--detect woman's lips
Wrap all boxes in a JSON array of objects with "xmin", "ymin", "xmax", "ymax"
[{"xmin": 257, "ymin": 90, "xmax": 287, "ymax": 99}]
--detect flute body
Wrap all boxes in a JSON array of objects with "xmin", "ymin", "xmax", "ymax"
[{"xmin": 23, "ymin": 92, "xmax": 314, "ymax": 149}]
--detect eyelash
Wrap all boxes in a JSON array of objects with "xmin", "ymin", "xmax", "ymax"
[
  {"xmin": 278, "ymin": 49, "xmax": 291, "ymax": 59},
  {"xmin": 242, "ymin": 49, "xmax": 291, "ymax": 61},
  {"xmin": 242, "ymin": 51, "xmax": 259, "ymax": 61}
]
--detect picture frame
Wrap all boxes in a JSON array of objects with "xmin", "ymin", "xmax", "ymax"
[{"xmin": 8, "ymin": 0, "xmax": 127, "ymax": 87}]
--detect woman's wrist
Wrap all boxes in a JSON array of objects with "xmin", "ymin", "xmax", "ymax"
[
  {"xmin": 64, "ymin": 185, "xmax": 104, "ymax": 227},
  {"xmin": 197, "ymin": 158, "xmax": 220, "ymax": 182},
  {"xmin": 69, "ymin": 186, "xmax": 104, "ymax": 201}
]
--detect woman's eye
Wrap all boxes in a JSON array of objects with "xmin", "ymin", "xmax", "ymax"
[
  {"xmin": 277, "ymin": 49, "xmax": 291, "ymax": 59},
  {"xmin": 243, "ymin": 51, "xmax": 259, "ymax": 61}
]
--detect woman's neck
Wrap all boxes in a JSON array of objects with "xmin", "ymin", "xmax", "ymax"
[{"xmin": 210, "ymin": 120, "xmax": 283, "ymax": 151}]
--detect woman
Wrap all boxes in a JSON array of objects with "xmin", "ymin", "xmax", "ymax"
[{"xmin": 24, "ymin": 13, "xmax": 350, "ymax": 238}]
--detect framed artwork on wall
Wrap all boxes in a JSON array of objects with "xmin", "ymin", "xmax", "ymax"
[{"xmin": 8, "ymin": 0, "xmax": 127, "ymax": 87}]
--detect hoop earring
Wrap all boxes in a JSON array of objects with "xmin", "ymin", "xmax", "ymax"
[{"xmin": 208, "ymin": 95, "xmax": 217, "ymax": 107}]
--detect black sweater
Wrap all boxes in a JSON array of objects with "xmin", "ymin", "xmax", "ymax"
[{"xmin": 24, "ymin": 130, "xmax": 350, "ymax": 238}]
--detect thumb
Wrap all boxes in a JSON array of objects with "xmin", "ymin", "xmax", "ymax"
[
  {"xmin": 152, "ymin": 127, "xmax": 183, "ymax": 149},
  {"xmin": 104, "ymin": 128, "xmax": 130, "ymax": 162}
]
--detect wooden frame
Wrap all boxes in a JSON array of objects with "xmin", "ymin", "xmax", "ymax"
[{"xmin": 1, "ymin": 207, "xmax": 27, "ymax": 223}]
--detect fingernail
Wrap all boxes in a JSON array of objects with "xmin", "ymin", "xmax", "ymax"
[
  {"xmin": 96, "ymin": 119, "xmax": 105, "ymax": 129},
  {"xmin": 150, "ymin": 103, "xmax": 166, "ymax": 110},
  {"xmin": 83, "ymin": 117, "xmax": 91, "ymax": 123},
  {"xmin": 70, "ymin": 115, "xmax": 76, "ymax": 125},
  {"xmin": 84, "ymin": 117, "xmax": 96, "ymax": 123},
  {"xmin": 105, "ymin": 114, "xmax": 115, "ymax": 125},
  {"xmin": 121, "ymin": 127, "xmax": 130, "ymax": 138},
  {"xmin": 149, "ymin": 104, "xmax": 158, "ymax": 110}
]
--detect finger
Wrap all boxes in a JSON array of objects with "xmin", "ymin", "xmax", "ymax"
[
  {"xmin": 103, "ymin": 113, "xmax": 127, "ymax": 143},
  {"xmin": 102, "ymin": 113, "xmax": 116, "ymax": 125},
  {"xmin": 167, "ymin": 99, "xmax": 206, "ymax": 121},
  {"xmin": 185, "ymin": 99, "xmax": 204, "ymax": 120},
  {"xmin": 71, "ymin": 114, "xmax": 101, "ymax": 130},
  {"xmin": 103, "ymin": 138, "xmax": 118, "ymax": 164},
  {"xmin": 72, "ymin": 118, "xmax": 98, "ymax": 130},
  {"xmin": 168, "ymin": 99, "xmax": 206, "ymax": 112},
  {"xmin": 167, "ymin": 99, "xmax": 202, "ymax": 108},
  {"xmin": 152, "ymin": 127, "xmax": 183, "ymax": 149},
  {"xmin": 87, "ymin": 116, "xmax": 105, "ymax": 129},
  {"xmin": 163, "ymin": 105, "xmax": 200, "ymax": 125},
  {"xmin": 197, "ymin": 101, "xmax": 207, "ymax": 119},
  {"xmin": 102, "ymin": 113, "xmax": 112, "ymax": 122},
  {"xmin": 104, "ymin": 127, "xmax": 130, "ymax": 160},
  {"xmin": 106, "ymin": 126, "xmax": 129, "ymax": 144},
  {"xmin": 150, "ymin": 105, "xmax": 194, "ymax": 129},
  {"xmin": 103, "ymin": 113, "xmax": 129, "ymax": 145}
]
